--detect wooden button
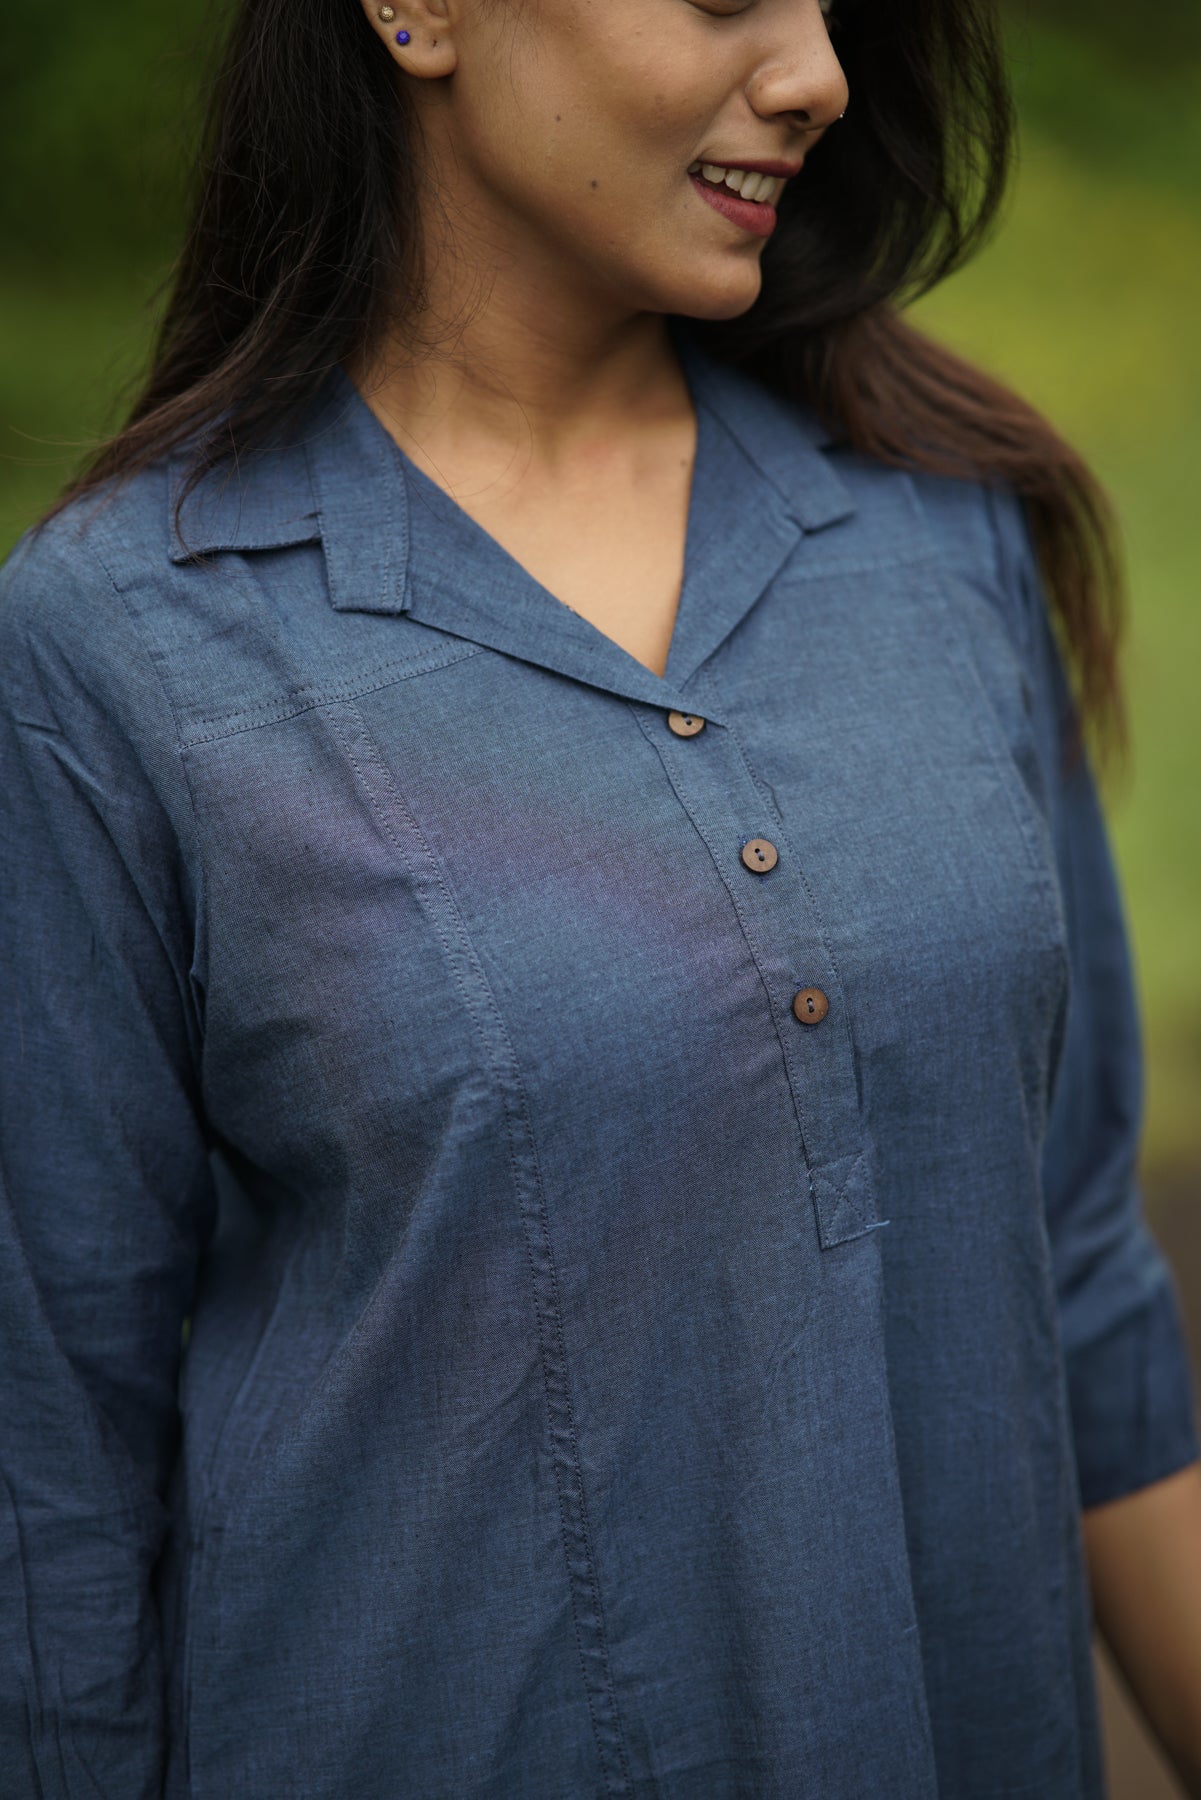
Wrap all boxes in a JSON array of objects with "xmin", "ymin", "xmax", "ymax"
[
  {"xmin": 667, "ymin": 710, "xmax": 705, "ymax": 737},
  {"xmin": 792, "ymin": 987, "xmax": 829, "ymax": 1025},
  {"xmin": 740, "ymin": 838, "xmax": 778, "ymax": 874}
]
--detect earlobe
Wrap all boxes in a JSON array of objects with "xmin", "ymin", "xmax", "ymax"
[{"xmin": 360, "ymin": 0, "xmax": 457, "ymax": 77}]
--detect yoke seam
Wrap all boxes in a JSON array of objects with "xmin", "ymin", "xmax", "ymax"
[{"xmin": 178, "ymin": 643, "xmax": 486, "ymax": 748}]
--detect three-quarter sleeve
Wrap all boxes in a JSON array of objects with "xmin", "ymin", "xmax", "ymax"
[
  {"xmin": 988, "ymin": 485, "xmax": 1201, "ymax": 1510},
  {"xmin": 0, "ymin": 526, "xmax": 216, "ymax": 1797}
]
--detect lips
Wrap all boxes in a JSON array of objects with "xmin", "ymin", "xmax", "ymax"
[
  {"xmin": 688, "ymin": 171, "xmax": 779, "ymax": 240},
  {"xmin": 686, "ymin": 153, "xmax": 801, "ymax": 240}
]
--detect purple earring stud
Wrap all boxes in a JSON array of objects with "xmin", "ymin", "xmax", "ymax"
[{"xmin": 396, "ymin": 29, "xmax": 411, "ymax": 43}]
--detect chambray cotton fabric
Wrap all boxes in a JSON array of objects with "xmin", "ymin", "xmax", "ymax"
[{"xmin": 2, "ymin": 319, "xmax": 1198, "ymax": 1800}]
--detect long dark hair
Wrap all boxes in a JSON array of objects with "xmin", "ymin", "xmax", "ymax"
[{"xmin": 50, "ymin": 0, "xmax": 1125, "ymax": 774}]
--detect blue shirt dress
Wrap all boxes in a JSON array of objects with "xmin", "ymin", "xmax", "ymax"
[{"xmin": 1, "ymin": 320, "xmax": 1197, "ymax": 1799}]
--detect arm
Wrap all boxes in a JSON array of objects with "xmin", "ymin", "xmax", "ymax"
[
  {"xmin": 987, "ymin": 485, "xmax": 1201, "ymax": 1778},
  {"xmin": 1083, "ymin": 1464, "xmax": 1201, "ymax": 1797},
  {"xmin": 0, "ymin": 525, "xmax": 216, "ymax": 1798}
]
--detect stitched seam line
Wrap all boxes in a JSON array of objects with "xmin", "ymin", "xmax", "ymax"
[
  {"xmin": 328, "ymin": 701, "xmax": 633, "ymax": 1798},
  {"xmin": 925, "ymin": 564, "xmax": 1068, "ymax": 937},
  {"xmin": 631, "ymin": 695, "xmax": 871, "ymax": 1252},
  {"xmin": 714, "ymin": 755, "xmax": 866, "ymax": 1242},
  {"xmin": 80, "ymin": 536, "xmax": 212, "ymax": 1117},
  {"xmin": 178, "ymin": 643, "xmax": 486, "ymax": 748},
  {"xmin": 902, "ymin": 475, "xmax": 1065, "ymax": 915},
  {"xmin": 691, "ymin": 666, "xmax": 876, "ymax": 1244},
  {"xmin": 774, "ymin": 547, "xmax": 937, "ymax": 580}
]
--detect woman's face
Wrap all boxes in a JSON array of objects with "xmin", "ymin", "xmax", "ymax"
[{"xmin": 364, "ymin": 0, "xmax": 849, "ymax": 325}]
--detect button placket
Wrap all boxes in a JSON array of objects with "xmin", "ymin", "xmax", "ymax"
[
  {"xmin": 637, "ymin": 688, "xmax": 880, "ymax": 1249},
  {"xmin": 738, "ymin": 844, "xmax": 829, "ymax": 1029}
]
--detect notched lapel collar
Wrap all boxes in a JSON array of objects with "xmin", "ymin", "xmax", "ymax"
[{"xmin": 165, "ymin": 369, "xmax": 409, "ymax": 620}]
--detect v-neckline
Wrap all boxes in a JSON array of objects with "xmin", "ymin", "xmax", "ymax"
[
  {"xmin": 304, "ymin": 326, "xmax": 851, "ymax": 713},
  {"xmin": 393, "ymin": 413, "xmax": 712, "ymax": 690}
]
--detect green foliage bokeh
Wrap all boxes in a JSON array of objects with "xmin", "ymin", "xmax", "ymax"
[
  {"xmin": 1, "ymin": 0, "xmax": 1199, "ymax": 1175},
  {"xmin": 1, "ymin": 3, "xmax": 203, "ymax": 268}
]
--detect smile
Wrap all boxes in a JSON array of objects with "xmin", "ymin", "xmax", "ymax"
[
  {"xmin": 687, "ymin": 162, "xmax": 788, "ymax": 206},
  {"xmin": 687, "ymin": 162, "xmax": 788, "ymax": 239}
]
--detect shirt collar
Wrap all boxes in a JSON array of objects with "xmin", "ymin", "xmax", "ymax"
[
  {"xmin": 166, "ymin": 323, "xmax": 857, "ymax": 709},
  {"xmin": 667, "ymin": 317, "xmax": 854, "ymax": 534},
  {"xmin": 166, "ymin": 376, "xmax": 406, "ymax": 616}
]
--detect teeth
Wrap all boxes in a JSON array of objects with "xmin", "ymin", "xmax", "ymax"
[{"xmin": 689, "ymin": 162, "xmax": 786, "ymax": 205}]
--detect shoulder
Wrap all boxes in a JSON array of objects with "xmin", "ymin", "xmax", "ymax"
[
  {"xmin": 828, "ymin": 439, "xmax": 1032, "ymax": 580},
  {"xmin": 902, "ymin": 461, "xmax": 1035, "ymax": 600},
  {"xmin": 719, "ymin": 353, "xmax": 1040, "ymax": 627},
  {"xmin": 0, "ymin": 461, "xmax": 173, "ymax": 679},
  {"xmin": 0, "ymin": 472, "xmax": 206, "ymax": 935},
  {"xmin": 820, "ymin": 440, "xmax": 1043, "ymax": 658},
  {"xmin": 0, "ymin": 463, "xmax": 189, "ymax": 773},
  {"xmin": 0, "ymin": 436, "xmax": 329, "ymax": 746}
]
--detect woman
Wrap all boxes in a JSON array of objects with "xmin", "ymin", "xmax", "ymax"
[{"xmin": 3, "ymin": 0, "xmax": 1201, "ymax": 1793}]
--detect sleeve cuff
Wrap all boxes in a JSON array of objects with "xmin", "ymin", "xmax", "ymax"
[{"xmin": 1068, "ymin": 1269, "xmax": 1201, "ymax": 1509}]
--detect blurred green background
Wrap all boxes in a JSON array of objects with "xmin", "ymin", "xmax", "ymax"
[{"xmin": 1, "ymin": 0, "xmax": 1198, "ymax": 1181}]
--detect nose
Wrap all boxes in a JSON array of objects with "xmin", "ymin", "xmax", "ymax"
[{"xmin": 744, "ymin": 10, "xmax": 849, "ymax": 135}]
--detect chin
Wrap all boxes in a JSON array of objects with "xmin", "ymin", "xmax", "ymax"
[
  {"xmin": 668, "ymin": 273, "xmax": 763, "ymax": 323},
  {"xmin": 625, "ymin": 249, "xmax": 763, "ymax": 323}
]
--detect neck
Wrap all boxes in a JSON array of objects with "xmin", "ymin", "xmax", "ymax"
[
  {"xmin": 346, "ymin": 70, "xmax": 708, "ymax": 476},
  {"xmin": 350, "ymin": 275, "xmax": 693, "ymax": 478}
]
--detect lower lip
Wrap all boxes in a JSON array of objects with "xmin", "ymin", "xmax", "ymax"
[{"xmin": 688, "ymin": 172, "xmax": 778, "ymax": 239}]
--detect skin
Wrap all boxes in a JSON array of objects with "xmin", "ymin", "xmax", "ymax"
[
  {"xmin": 1083, "ymin": 1463, "xmax": 1201, "ymax": 1795},
  {"xmin": 352, "ymin": 0, "xmax": 848, "ymax": 673}
]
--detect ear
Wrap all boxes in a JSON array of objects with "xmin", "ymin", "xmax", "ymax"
[{"xmin": 359, "ymin": 0, "xmax": 458, "ymax": 79}]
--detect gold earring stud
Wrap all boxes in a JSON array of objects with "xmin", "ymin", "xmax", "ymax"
[{"xmin": 378, "ymin": 5, "xmax": 395, "ymax": 18}]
